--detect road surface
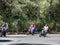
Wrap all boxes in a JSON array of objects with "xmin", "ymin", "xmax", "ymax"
[{"xmin": 0, "ymin": 34, "xmax": 60, "ymax": 45}]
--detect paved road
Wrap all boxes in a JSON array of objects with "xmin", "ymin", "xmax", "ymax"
[{"xmin": 0, "ymin": 34, "xmax": 60, "ymax": 45}]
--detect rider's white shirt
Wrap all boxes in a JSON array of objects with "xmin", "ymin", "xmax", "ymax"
[{"xmin": 44, "ymin": 26, "xmax": 48, "ymax": 31}]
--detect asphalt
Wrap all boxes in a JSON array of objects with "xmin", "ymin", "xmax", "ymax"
[{"xmin": 0, "ymin": 34, "xmax": 60, "ymax": 45}]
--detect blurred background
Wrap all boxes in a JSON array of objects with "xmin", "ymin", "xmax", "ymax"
[{"xmin": 0, "ymin": 0, "xmax": 60, "ymax": 34}]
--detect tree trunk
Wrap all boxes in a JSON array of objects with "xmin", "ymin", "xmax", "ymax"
[
  {"xmin": 48, "ymin": 0, "xmax": 53, "ymax": 21},
  {"xmin": 36, "ymin": 6, "xmax": 40, "ymax": 20},
  {"xmin": 55, "ymin": 23, "xmax": 57, "ymax": 32}
]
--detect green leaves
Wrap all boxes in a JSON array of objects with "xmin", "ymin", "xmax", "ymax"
[{"xmin": 0, "ymin": 0, "xmax": 60, "ymax": 33}]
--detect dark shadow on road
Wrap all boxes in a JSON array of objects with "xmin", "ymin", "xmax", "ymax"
[
  {"xmin": 0, "ymin": 40, "xmax": 12, "ymax": 42},
  {"xmin": 10, "ymin": 43, "xmax": 51, "ymax": 45}
]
